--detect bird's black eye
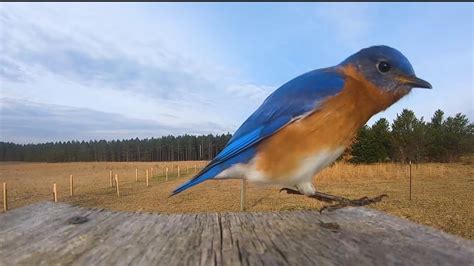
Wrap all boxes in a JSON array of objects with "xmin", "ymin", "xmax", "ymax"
[{"xmin": 377, "ymin": 61, "xmax": 391, "ymax": 73}]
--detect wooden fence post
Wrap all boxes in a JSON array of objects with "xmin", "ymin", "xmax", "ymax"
[
  {"xmin": 178, "ymin": 166, "xmax": 180, "ymax": 178},
  {"xmin": 146, "ymin": 169, "xmax": 149, "ymax": 187},
  {"xmin": 166, "ymin": 168, "xmax": 168, "ymax": 181},
  {"xmin": 3, "ymin": 182, "xmax": 7, "ymax": 212},
  {"xmin": 115, "ymin": 174, "xmax": 120, "ymax": 197},
  {"xmin": 135, "ymin": 168, "xmax": 138, "ymax": 182},
  {"xmin": 109, "ymin": 170, "xmax": 113, "ymax": 187},
  {"xmin": 194, "ymin": 165, "xmax": 197, "ymax": 173},
  {"xmin": 240, "ymin": 179, "xmax": 246, "ymax": 211},
  {"xmin": 409, "ymin": 161, "xmax": 412, "ymax": 201},
  {"xmin": 53, "ymin": 183, "xmax": 57, "ymax": 203},
  {"xmin": 70, "ymin": 175, "xmax": 74, "ymax": 196},
  {"xmin": 151, "ymin": 168, "xmax": 153, "ymax": 178}
]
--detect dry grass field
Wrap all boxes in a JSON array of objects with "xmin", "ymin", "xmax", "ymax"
[{"xmin": 0, "ymin": 161, "xmax": 473, "ymax": 239}]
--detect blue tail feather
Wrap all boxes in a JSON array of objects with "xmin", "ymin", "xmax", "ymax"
[
  {"xmin": 170, "ymin": 165, "xmax": 223, "ymax": 196},
  {"xmin": 171, "ymin": 147, "xmax": 256, "ymax": 196}
]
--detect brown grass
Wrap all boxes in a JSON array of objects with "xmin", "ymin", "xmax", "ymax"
[{"xmin": 0, "ymin": 161, "xmax": 473, "ymax": 239}]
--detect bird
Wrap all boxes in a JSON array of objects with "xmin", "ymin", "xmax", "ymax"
[{"xmin": 171, "ymin": 45, "xmax": 432, "ymax": 211}]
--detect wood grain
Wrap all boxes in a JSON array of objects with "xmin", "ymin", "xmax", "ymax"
[{"xmin": 0, "ymin": 202, "xmax": 472, "ymax": 265}]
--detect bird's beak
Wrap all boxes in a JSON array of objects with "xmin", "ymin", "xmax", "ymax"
[{"xmin": 397, "ymin": 75, "xmax": 432, "ymax": 89}]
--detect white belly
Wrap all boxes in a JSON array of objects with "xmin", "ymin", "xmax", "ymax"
[{"xmin": 216, "ymin": 147, "xmax": 345, "ymax": 186}]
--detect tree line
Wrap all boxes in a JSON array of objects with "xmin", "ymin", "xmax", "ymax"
[
  {"xmin": 0, "ymin": 109, "xmax": 472, "ymax": 163},
  {"xmin": 349, "ymin": 109, "xmax": 473, "ymax": 163},
  {"xmin": 0, "ymin": 134, "xmax": 232, "ymax": 162}
]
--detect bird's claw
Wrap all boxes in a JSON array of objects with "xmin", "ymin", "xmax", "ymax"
[{"xmin": 319, "ymin": 194, "xmax": 388, "ymax": 213}]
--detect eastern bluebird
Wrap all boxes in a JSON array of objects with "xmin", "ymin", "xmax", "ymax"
[{"xmin": 172, "ymin": 45, "xmax": 431, "ymax": 211}]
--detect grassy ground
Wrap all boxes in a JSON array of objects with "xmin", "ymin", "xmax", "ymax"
[{"xmin": 0, "ymin": 161, "xmax": 472, "ymax": 239}]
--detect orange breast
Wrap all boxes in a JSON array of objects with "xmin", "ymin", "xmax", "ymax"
[{"xmin": 254, "ymin": 65, "xmax": 406, "ymax": 181}]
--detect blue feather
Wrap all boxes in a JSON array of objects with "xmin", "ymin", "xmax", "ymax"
[
  {"xmin": 171, "ymin": 68, "xmax": 345, "ymax": 196},
  {"xmin": 171, "ymin": 148, "xmax": 256, "ymax": 195}
]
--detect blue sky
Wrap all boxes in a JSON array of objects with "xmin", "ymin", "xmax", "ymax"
[{"xmin": 0, "ymin": 3, "xmax": 472, "ymax": 144}]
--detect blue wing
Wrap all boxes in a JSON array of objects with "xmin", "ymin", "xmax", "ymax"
[{"xmin": 171, "ymin": 68, "xmax": 345, "ymax": 195}]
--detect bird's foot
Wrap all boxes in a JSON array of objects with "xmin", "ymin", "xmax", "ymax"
[
  {"xmin": 279, "ymin": 188, "xmax": 302, "ymax": 195},
  {"xmin": 319, "ymin": 194, "xmax": 388, "ymax": 213},
  {"xmin": 280, "ymin": 187, "xmax": 388, "ymax": 209}
]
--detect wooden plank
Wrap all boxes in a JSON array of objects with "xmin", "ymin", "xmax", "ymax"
[{"xmin": 0, "ymin": 202, "xmax": 472, "ymax": 265}]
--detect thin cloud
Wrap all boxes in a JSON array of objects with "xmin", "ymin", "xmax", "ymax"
[
  {"xmin": 0, "ymin": 98, "xmax": 229, "ymax": 144},
  {"xmin": 0, "ymin": 3, "xmax": 271, "ymax": 143},
  {"xmin": 0, "ymin": 5, "xmax": 216, "ymax": 101}
]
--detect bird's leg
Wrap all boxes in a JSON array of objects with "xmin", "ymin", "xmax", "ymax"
[
  {"xmin": 280, "ymin": 187, "xmax": 387, "ymax": 211},
  {"xmin": 309, "ymin": 191, "xmax": 352, "ymax": 203},
  {"xmin": 280, "ymin": 188, "xmax": 339, "ymax": 203},
  {"xmin": 319, "ymin": 194, "xmax": 388, "ymax": 213}
]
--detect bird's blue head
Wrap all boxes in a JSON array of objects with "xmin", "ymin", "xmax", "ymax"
[{"xmin": 340, "ymin": 45, "xmax": 432, "ymax": 93}]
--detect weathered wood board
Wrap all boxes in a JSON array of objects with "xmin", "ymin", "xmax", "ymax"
[{"xmin": 0, "ymin": 202, "xmax": 473, "ymax": 265}]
